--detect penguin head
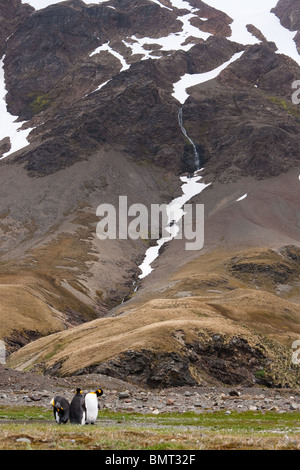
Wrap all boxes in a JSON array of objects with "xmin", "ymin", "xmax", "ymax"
[
  {"xmin": 51, "ymin": 397, "xmax": 63, "ymax": 409},
  {"xmin": 75, "ymin": 388, "xmax": 82, "ymax": 394},
  {"xmin": 96, "ymin": 389, "xmax": 103, "ymax": 397}
]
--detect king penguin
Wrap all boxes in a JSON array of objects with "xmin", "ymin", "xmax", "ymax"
[
  {"xmin": 69, "ymin": 388, "xmax": 86, "ymax": 425},
  {"xmin": 50, "ymin": 396, "xmax": 70, "ymax": 424},
  {"xmin": 84, "ymin": 389, "xmax": 103, "ymax": 424}
]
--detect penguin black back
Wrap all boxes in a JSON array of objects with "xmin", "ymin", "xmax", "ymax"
[
  {"xmin": 51, "ymin": 395, "xmax": 70, "ymax": 424},
  {"xmin": 69, "ymin": 388, "xmax": 86, "ymax": 425}
]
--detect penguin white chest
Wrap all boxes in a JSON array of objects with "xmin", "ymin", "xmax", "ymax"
[
  {"xmin": 55, "ymin": 411, "xmax": 60, "ymax": 424},
  {"xmin": 85, "ymin": 393, "xmax": 98, "ymax": 424}
]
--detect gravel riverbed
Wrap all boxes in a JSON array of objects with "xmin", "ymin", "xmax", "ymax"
[{"xmin": 1, "ymin": 365, "xmax": 300, "ymax": 415}]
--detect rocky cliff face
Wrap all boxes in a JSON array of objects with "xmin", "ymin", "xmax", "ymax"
[
  {"xmin": 0, "ymin": 0, "xmax": 33, "ymax": 57},
  {"xmin": 186, "ymin": 42, "xmax": 300, "ymax": 181},
  {"xmin": 1, "ymin": 0, "xmax": 300, "ymax": 388},
  {"xmin": 272, "ymin": 0, "xmax": 300, "ymax": 51},
  {"xmin": 2, "ymin": 0, "xmax": 300, "ymax": 179}
]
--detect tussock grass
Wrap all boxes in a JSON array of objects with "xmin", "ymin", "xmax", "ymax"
[
  {"xmin": 0, "ymin": 407, "xmax": 300, "ymax": 450},
  {"xmin": 7, "ymin": 247, "xmax": 300, "ymax": 387}
]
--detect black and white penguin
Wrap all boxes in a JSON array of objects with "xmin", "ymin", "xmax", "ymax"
[
  {"xmin": 50, "ymin": 396, "xmax": 70, "ymax": 424},
  {"xmin": 69, "ymin": 388, "xmax": 86, "ymax": 425},
  {"xmin": 84, "ymin": 389, "xmax": 103, "ymax": 424}
]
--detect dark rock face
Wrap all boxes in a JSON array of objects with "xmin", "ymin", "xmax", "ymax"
[
  {"xmin": 0, "ymin": 137, "xmax": 11, "ymax": 155},
  {"xmin": 192, "ymin": 336, "xmax": 267, "ymax": 386},
  {"xmin": 10, "ymin": 33, "xmax": 243, "ymax": 176},
  {"xmin": 13, "ymin": 137, "xmax": 82, "ymax": 177},
  {"xmin": 93, "ymin": 350, "xmax": 196, "ymax": 388},
  {"xmin": 4, "ymin": 329, "xmax": 42, "ymax": 356},
  {"xmin": 188, "ymin": 0, "xmax": 232, "ymax": 36},
  {"xmin": 228, "ymin": 246, "xmax": 300, "ymax": 287},
  {"xmin": 0, "ymin": 0, "xmax": 33, "ymax": 57},
  {"xmin": 183, "ymin": 43, "xmax": 300, "ymax": 181},
  {"xmin": 4, "ymin": 0, "xmax": 180, "ymax": 120},
  {"xmin": 1, "ymin": 1, "xmax": 299, "ymax": 181},
  {"xmin": 72, "ymin": 335, "xmax": 270, "ymax": 388},
  {"xmin": 272, "ymin": 0, "xmax": 300, "ymax": 53}
]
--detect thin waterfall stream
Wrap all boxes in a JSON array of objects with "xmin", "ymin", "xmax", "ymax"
[
  {"xmin": 137, "ymin": 108, "xmax": 210, "ymax": 280},
  {"xmin": 178, "ymin": 107, "xmax": 200, "ymax": 170}
]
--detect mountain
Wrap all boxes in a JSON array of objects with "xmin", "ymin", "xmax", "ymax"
[{"xmin": 1, "ymin": 0, "xmax": 300, "ymax": 388}]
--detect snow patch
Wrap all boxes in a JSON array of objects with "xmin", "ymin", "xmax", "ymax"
[
  {"xmin": 138, "ymin": 170, "xmax": 211, "ymax": 279},
  {"xmin": 93, "ymin": 80, "xmax": 111, "ymax": 92},
  {"xmin": 124, "ymin": 13, "xmax": 210, "ymax": 61},
  {"xmin": 236, "ymin": 193, "xmax": 248, "ymax": 202},
  {"xmin": 90, "ymin": 42, "xmax": 129, "ymax": 72},
  {"xmin": 123, "ymin": 36, "xmax": 155, "ymax": 61},
  {"xmin": 177, "ymin": 12, "xmax": 211, "ymax": 45},
  {"xmin": 203, "ymin": 0, "xmax": 300, "ymax": 65},
  {"xmin": 85, "ymin": 80, "xmax": 111, "ymax": 97},
  {"xmin": 172, "ymin": 51, "xmax": 244, "ymax": 104},
  {"xmin": 21, "ymin": 0, "xmax": 300, "ymax": 67},
  {"xmin": 168, "ymin": 0, "xmax": 196, "ymax": 12},
  {"xmin": 149, "ymin": 0, "xmax": 173, "ymax": 10},
  {"xmin": 0, "ymin": 57, "xmax": 33, "ymax": 160},
  {"xmin": 21, "ymin": 0, "xmax": 111, "ymax": 9}
]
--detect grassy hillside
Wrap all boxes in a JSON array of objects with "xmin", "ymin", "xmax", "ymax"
[{"xmin": 8, "ymin": 245, "xmax": 300, "ymax": 388}]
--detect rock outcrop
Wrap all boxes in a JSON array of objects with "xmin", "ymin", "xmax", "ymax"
[
  {"xmin": 0, "ymin": 0, "xmax": 33, "ymax": 57},
  {"xmin": 272, "ymin": 0, "xmax": 300, "ymax": 52},
  {"xmin": 75, "ymin": 336, "xmax": 270, "ymax": 389}
]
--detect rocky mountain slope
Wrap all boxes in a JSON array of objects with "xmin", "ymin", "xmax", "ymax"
[{"xmin": 0, "ymin": 0, "xmax": 300, "ymax": 388}]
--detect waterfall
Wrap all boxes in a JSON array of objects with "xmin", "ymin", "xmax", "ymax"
[
  {"xmin": 178, "ymin": 107, "xmax": 200, "ymax": 170},
  {"xmin": 136, "ymin": 107, "xmax": 210, "ymax": 281}
]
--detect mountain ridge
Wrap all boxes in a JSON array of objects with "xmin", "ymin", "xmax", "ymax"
[{"xmin": 0, "ymin": 0, "xmax": 299, "ymax": 388}]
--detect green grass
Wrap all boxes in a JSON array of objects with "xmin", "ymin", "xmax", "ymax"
[
  {"xmin": 0, "ymin": 407, "xmax": 300, "ymax": 450},
  {"xmin": 0, "ymin": 405, "xmax": 51, "ymax": 421},
  {"xmin": 29, "ymin": 92, "xmax": 52, "ymax": 115},
  {"xmin": 267, "ymin": 95, "xmax": 300, "ymax": 120}
]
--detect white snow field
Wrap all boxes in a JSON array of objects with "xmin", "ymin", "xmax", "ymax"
[
  {"xmin": 21, "ymin": 0, "xmax": 300, "ymax": 67},
  {"xmin": 138, "ymin": 171, "xmax": 211, "ymax": 279},
  {"xmin": 123, "ymin": 12, "xmax": 210, "ymax": 61},
  {"xmin": 0, "ymin": 58, "xmax": 33, "ymax": 160},
  {"xmin": 204, "ymin": 0, "xmax": 300, "ymax": 65},
  {"xmin": 172, "ymin": 51, "xmax": 244, "ymax": 104}
]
